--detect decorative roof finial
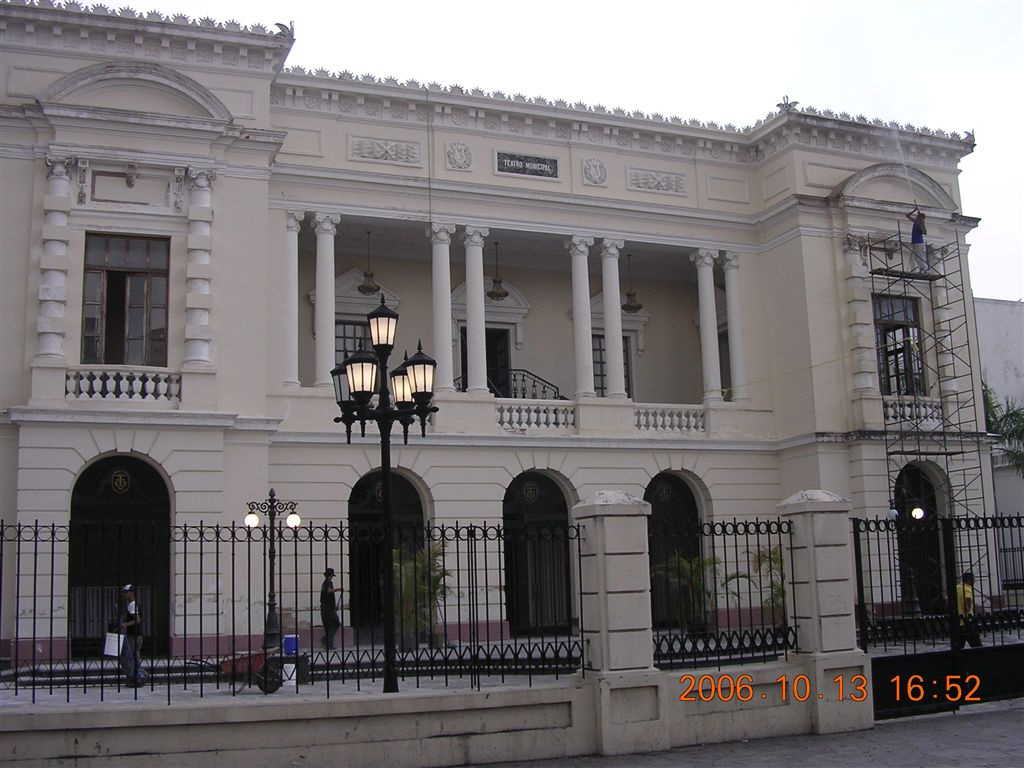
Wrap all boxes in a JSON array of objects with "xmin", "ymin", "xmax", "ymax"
[{"xmin": 776, "ymin": 95, "xmax": 799, "ymax": 113}]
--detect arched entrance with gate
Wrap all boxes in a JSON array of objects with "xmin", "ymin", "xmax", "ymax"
[
  {"xmin": 347, "ymin": 470, "xmax": 425, "ymax": 633},
  {"xmin": 69, "ymin": 455, "xmax": 171, "ymax": 657},
  {"xmin": 893, "ymin": 463, "xmax": 947, "ymax": 615},
  {"xmin": 645, "ymin": 472, "xmax": 703, "ymax": 629},
  {"xmin": 502, "ymin": 471, "xmax": 572, "ymax": 636}
]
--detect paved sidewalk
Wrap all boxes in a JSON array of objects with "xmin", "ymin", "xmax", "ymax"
[{"xmin": 489, "ymin": 699, "xmax": 1024, "ymax": 768}]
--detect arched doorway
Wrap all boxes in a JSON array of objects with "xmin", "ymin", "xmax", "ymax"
[
  {"xmin": 893, "ymin": 464, "xmax": 947, "ymax": 614},
  {"xmin": 69, "ymin": 455, "xmax": 171, "ymax": 657},
  {"xmin": 502, "ymin": 471, "xmax": 572, "ymax": 635},
  {"xmin": 645, "ymin": 473, "xmax": 702, "ymax": 629},
  {"xmin": 347, "ymin": 471, "xmax": 424, "ymax": 632}
]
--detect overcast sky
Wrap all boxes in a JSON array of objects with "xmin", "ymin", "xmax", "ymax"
[{"xmin": 123, "ymin": 0, "xmax": 1023, "ymax": 301}]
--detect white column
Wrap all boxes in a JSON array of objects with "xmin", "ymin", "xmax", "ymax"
[
  {"xmin": 313, "ymin": 212, "xmax": 340, "ymax": 386},
  {"xmin": 284, "ymin": 211, "xmax": 305, "ymax": 386},
  {"xmin": 184, "ymin": 168, "xmax": 217, "ymax": 368},
  {"xmin": 37, "ymin": 157, "xmax": 73, "ymax": 361},
  {"xmin": 691, "ymin": 249, "xmax": 722, "ymax": 402},
  {"xmin": 428, "ymin": 222, "xmax": 457, "ymax": 392},
  {"xmin": 463, "ymin": 225, "xmax": 489, "ymax": 394},
  {"xmin": 567, "ymin": 235, "xmax": 596, "ymax": 398},
  {"xmin": 600, "ymin": 238, "xmax": 627, "ymax": 399},
  {"xmin": 719, "ymin": 251, "xmax": 748, "ymax": 401}
]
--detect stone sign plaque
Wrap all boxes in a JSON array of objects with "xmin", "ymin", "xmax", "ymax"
[{"xmin": 495, "ymin": 152, "xmax": 558, "ymax": 179}]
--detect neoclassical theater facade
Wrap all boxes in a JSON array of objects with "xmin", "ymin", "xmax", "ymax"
[{"xmin": 0, "ymin": 3, "xmax": 992, "ymax": 646}]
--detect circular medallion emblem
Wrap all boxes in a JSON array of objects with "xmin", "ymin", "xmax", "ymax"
[
  {"xmin": 374, "ymin": 481, "xmax": 384, "ymax": 504},
  {"xmin": 110, "ymin": 468, "xmax": 131, "ymax": 495}
]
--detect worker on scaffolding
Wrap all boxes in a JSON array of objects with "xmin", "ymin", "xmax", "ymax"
[{"xmin": 904, "ymin": 207, "xmax": 928, "ymax": 272}]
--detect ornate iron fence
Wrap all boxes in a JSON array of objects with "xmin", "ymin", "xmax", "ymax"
[
  {"xmin": 648, "ymin": 517, "xmax": 797, "ymax": 669},
  {"xmin": 0, "ymin": 520, "xmax": 583, "ymax": 702},
  {"xmin": 852, "ymin": 514, "xmax": 1024, "ymax": 653}
]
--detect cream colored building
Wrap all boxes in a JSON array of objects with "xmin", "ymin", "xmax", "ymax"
[{"xmin": 0, "ymin": 3, "xmax": 993, "ymax": 652}]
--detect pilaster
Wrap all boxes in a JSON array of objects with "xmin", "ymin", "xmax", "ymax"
[{"xmin": 183, "ymin": 168, "xmax": 216, "ymax": 371}]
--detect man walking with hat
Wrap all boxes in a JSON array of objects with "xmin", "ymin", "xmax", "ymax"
[{"xmin": 320, "ymin": 567, "xmax": 341, "ymax": 650}]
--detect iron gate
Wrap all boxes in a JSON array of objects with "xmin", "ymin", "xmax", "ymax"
[{"xmin": 852, "ymin": 515, "xmax": 1024, "ymax": 718}]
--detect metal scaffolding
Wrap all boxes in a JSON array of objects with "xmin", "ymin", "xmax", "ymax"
[{"xmin": 867, "ymin": 224, "xmax": 986, "ymax": 518}]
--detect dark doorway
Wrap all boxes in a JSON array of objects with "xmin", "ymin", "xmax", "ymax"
[
  {"xmin": 69, "ymin": 455, "xmax": 171, "ymax": 657},
  {"xmin": 645, "ymin": 473, "xmax": 702, "ymax": 630},
  {"xmin": 894, "ymin": 464, "xmax": 946, "ymax": 614},
  {"xmin": 459, "ymin": 327, "xmax": 511, "ymax": 397},
  {"xmin": 348, "ymin": 471, "xmax": 424, "ymax": 632},
  {"xmin": 503, "ymin": 472, "xmax": 571, "ymax": 635}
]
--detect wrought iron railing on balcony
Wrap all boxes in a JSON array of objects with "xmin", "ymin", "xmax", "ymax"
[
  {"xmin": 65, "ymin": 367, "xmax": 181, "ymax": 404},
  {"xmin": 454, "ymin": 369, "xmax": 565, "ymax": 400}
]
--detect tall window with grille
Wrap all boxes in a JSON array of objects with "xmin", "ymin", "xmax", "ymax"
[
  {"xmin": 592, "ymin": 334, "xmax": 633, "ymax": 398},
  {"xmin": 335, "ymin": 319, "xmax": 369, "ymax": 364},
  {"xmin": 873, "ymin": 295, "xmax": 926, "ymax": 396},
  {"xmin": 82, "ymin": 234, "xmax": 169, "ymax": 367}
]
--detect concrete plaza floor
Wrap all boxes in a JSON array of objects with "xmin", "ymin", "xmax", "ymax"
[{"xmin": 490, "ymin": 699, "xmax": 1024, "ymax": 768}]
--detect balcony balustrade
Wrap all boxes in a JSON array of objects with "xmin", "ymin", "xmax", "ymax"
[
  {"xmin": 882, "ymin": 396, "xmax": 943, "ymax": 430},
  {"xmin": 65, "ymin": 366, "xmax": 181, "ymax": 405}
]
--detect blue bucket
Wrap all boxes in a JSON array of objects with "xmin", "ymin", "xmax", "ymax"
[{"xmin": 283, "ymin": 634, "xmax": 299, "ymax": 655}]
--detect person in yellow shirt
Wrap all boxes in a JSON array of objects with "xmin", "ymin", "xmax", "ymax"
[{"xmin": 954, "ymin": 571, "xmax": 982, "ymax": 648}]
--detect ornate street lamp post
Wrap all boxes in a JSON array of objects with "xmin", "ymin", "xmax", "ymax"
[
  {"xmin": 331, "ymin": 296, "xmax": 438, "ymax": 693},
  {"xmin": 245, "ymin": 489, "xmax": 301, "ymax": 659}
]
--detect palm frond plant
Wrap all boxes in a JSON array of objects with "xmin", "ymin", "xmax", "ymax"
[
  {"xmin": 393, "ymin": 542, "xmax": 452, "ymax": 648},
  {"xmin": 652, "ymin": 553, "xmax": 724, "ymax": 634},
  {"xmin": 984, "ymin": 381, "xmax": 1024, "ymax": 478}
]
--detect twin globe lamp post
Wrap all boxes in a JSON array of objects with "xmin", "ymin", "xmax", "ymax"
[{"xmin": 330, "ymin": 296, "xmax": 438, "ymax": 693}]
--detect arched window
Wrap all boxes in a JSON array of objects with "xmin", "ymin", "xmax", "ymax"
[
  {"xmin": 69, "ymin": 455, "xmax": 170, "ymax": 657},
  {"xmin": 347, "ymin": 471, "xmax": 424, "ymax": 632},
  {"xmin": 894, "ymin": 464, "xmax": 947, "ymax": 614},
  {"xmin": 645, "ymin": 473, "xmax": 702, "ymax": 630},
  {"xmin": 503, "ymin": 472, "xmax": 571, "ymax": 635}
]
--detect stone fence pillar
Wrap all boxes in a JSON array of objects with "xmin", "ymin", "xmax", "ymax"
[
  {"xmin": 778, "ymin": 489, "xmax": 873, "ymax": 733},
  {"xmin": 573, "ymin": 491, "xmax": 669, "ymax": 755}
]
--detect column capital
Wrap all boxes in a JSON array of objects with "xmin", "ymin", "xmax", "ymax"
[
  {"xmin": 719, "ymin": 251, "xmax": 740, "ymax": 270},
  {"xmin": 45, "ymin": 155, "xmax": 75, "ymax": 180},
  {"xmin": 565, "ymin": 235, "xmax": 594, "ymax": 258},
  {"xmin": 313, "ymin": 212, "xmax": 340, "ymax": 236},
  {"xmin": 427, "ymin": 221, "xmax": 457, "ymax": 245},
  {"xmin": 462, "ymin": 225, "xmax": 489, "ymax": 248},
  {"xmin": 186, "ymin": 167, "xmax": 217, "ymax": 191},
  {"xmin": 692, "ymin": 248, "xmax": 717, "ymax": 268},
  {"xmin": 285, "ymin": 211, "xmax": 306, "ymax": 232},
  {"xmin": 599, "ymin": 238, "xmax": 625, "ymax": 259}
]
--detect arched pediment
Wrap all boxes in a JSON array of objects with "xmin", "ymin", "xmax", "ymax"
[
  {"xmin": 834, "ymin": 163, "xmax": 958, "ymax": 211},
  {"xmin": 307, "ymin": 268, "xmax": 401, "ymax": 315},
  {"xmin": 452, "ymin": 280, "xmax": 530, "ymax": 348},
  {"xmin": 40, "ymin": 62, "xmax": 233, "ymax": 121}
]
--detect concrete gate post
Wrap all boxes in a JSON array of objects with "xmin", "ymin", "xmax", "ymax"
[
  {"xmin": 572, "ymin": 491, "xmax": 669, "ymax": 755},
  {"xmin": 777, "ymin": 490, "xmax": 873, "ymax": 733}
]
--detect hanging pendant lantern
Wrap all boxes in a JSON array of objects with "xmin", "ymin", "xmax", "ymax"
[
  {"xmin": 622, "ymin": 253, "xmax": 643, "ymax": 313},
  {"xmin": 357, "ymin": 230, "xmax": 381, "ymax": 296},
  {"xmin": 486, "ymin": 241, "xmax": 509, "ymax": 301}
]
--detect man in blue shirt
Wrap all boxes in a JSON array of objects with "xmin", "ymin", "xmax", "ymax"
[{"xmin": 905, "ymin": 207, "xmax": 928, "ymax": 272}]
